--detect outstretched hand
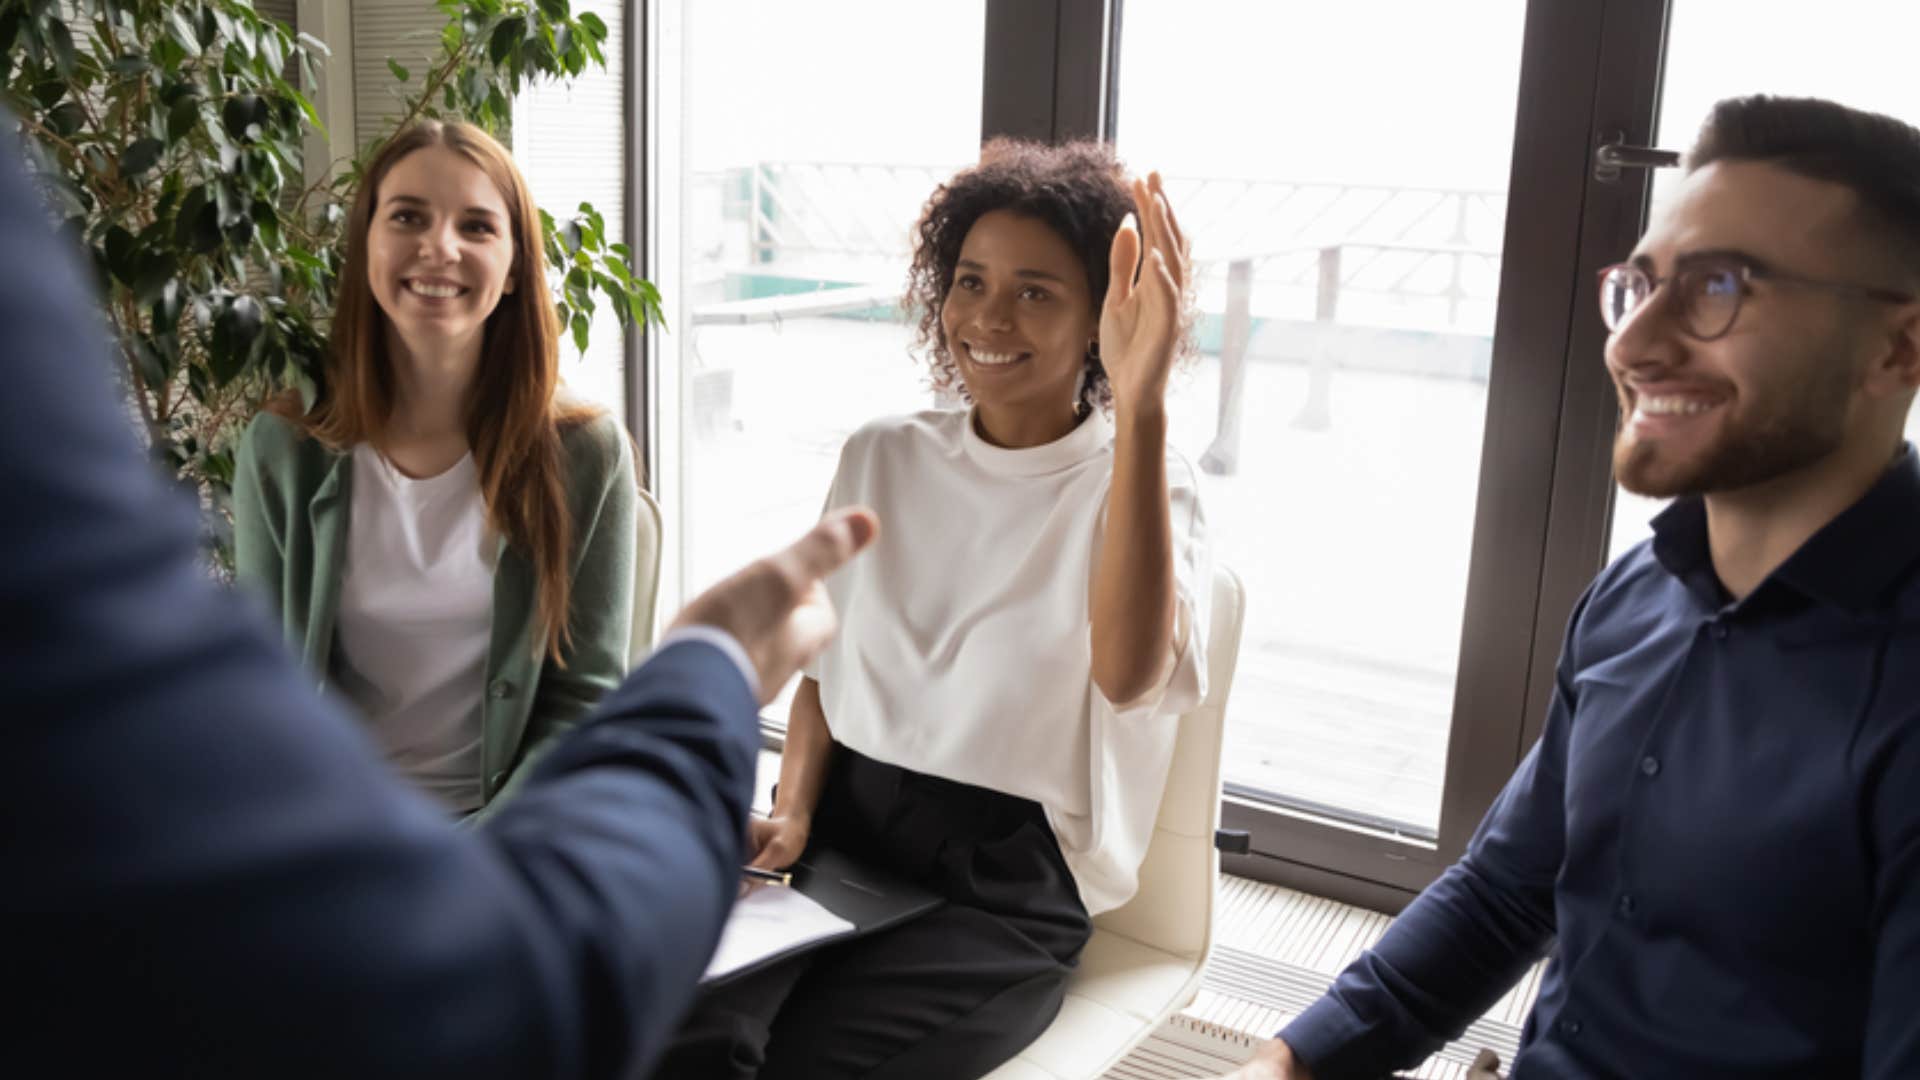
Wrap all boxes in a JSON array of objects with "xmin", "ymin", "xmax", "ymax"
[
  {"xmin": 1098, "ymin": 170, "xmax": 1189, "ymax": 414},
  {"xmin": 668, "ymin": 506, "xmax": 879, "ymax": 706}
]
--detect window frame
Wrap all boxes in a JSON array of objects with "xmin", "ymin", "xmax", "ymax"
[{"xmin": 622, "ymin": 0, "xmax": 1677, "ymax": 913}]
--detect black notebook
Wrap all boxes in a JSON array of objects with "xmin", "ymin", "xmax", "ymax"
[{"xmin": 701, "ymin": 847, "xmax": 945, "ymax": 987}]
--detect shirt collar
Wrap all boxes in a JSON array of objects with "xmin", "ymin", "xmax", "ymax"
[
  {"xmin": 1651, "ymin": 443, "xmax": 1920, "ymax": 614},
  {"xmin": 960, "ymin": 406, "xmax": 1113, "ymax": 477}
]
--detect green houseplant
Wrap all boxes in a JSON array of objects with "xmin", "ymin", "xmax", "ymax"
[{"xmin": 1, "ymin": 0, "xmax": 660, "ymax": 566}]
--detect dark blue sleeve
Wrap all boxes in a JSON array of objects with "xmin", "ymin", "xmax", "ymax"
[
  {"xmin": 1277, "ymin": 610, "xmax": 1580, "ymax": 1078},
  {"xmin": 0, "ymin": 126, "xmax": 756, "ymax": 1079}
]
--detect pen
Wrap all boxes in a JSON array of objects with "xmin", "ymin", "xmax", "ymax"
[{"xmin": 741, "ymin": 865, "xmax": 792, "ymax": 886}]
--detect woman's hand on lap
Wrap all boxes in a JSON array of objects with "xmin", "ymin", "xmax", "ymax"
[
  {"xmin": 747, "ymin": 812, "xmax": 811, "ymax": 871},
  {"xmin": 1098, "ymin": 171, "xmax": 1189, "ymax": 416}
]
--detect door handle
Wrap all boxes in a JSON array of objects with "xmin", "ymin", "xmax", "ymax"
[{"xmin": 1593, "ymin": 132, "xmax": 1682, "ymax": 183}]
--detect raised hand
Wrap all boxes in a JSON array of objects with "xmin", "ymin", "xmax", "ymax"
[{"xmin": 1098, "ymin": 170, "xmax": 1190, "ymax": 416}]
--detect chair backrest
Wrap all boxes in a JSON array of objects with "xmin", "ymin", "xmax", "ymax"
[
  {"xmin": 629, "ymin": 485, "xmax": 665, "ymax": 666},
  {"xmin": 1092, "ymin": 565, "xmax": 1247, "ymax": 960}
]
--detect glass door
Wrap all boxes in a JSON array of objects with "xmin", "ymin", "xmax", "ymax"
[
  {"xmin": 651, "ymin": 0, "xmax": 986, "ymax": 693},
  {"xmin": 1114, "ymin": 0, "xmax": 1530, "ymax": 839}
]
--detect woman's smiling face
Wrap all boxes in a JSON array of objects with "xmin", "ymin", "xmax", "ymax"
[
  {"xmin": 364, "ymin": 143, "xmax": 517, "ymax": 357},
  {"xmin": 940, "ymin": 209, "xmax": 1098, "ymax": 434}
]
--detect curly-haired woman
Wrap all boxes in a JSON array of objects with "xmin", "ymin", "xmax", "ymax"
[
  {"xmin": 654, "ymin": 139, "xmax": 1211, "ymax": 1079},
  {"xmin": 231, "ymin": 120, "xmax": 638, "ymax": 817}
]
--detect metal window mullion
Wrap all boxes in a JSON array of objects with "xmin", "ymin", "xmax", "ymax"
[{"xmin": 1518, "ymin": 0, "xmax": 1673, "ymax": 750}]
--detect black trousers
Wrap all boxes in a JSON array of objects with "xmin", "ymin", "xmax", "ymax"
[{"xmin": 649, "ymin": 748, "xmax": 1092, "ymax": 1080}]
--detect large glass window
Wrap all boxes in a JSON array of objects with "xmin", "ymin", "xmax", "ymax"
[
  {"xmin": 630, "ymin": 0, "xmax": 1882, "ymax": 909},
  {"xmin": 1607, "ymin": 1, "xmax": 1920, "ymax": 559},
  {"xmin": 1115, "ymin": 0, "xmax": 1529, "ymax": 835},
  {"xmin": 515, "ymin": 0, "xmax": 628, "ymax": 417},
  {"xmin": 655, "ymin": 0, "xmax": 986, "ymax": 673}
]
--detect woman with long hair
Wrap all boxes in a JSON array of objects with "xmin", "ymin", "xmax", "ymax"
[
  {"xmin": 654, "ymin": 138, "xmax": 1210, "ymax": 1079},
  {"xmin": 232, "ymin": 119, "xmax": 638, "ymax": 815}
]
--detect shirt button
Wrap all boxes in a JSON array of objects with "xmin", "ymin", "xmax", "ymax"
[
  {"xmin": 1617, "ymin": 893, "xmax": 1638, "ymax": 918},
  {"xmin": 489, "ymin": 770, "xmax": 507, "ymax": 789},
  {"xmin": 1712, "ymin": 622, "xmax": 1730, "ymax": 640},
  {"xmin": 1560, "ymin": 1016, "xmax": 1582, "ymax": 1037},
  {"xmin": 488, "ymin": 679, "xmax": 513, "ymax": 700},
  {"xmin": 1640, "ymin": 756, "xmax": 1661, "ymax": 778}
]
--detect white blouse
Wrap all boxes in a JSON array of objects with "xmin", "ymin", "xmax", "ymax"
[
  {"xmin": 809, "ymin": 408, "xmax": 1209, "ymax": 914},
  {"xmin": 332, "ymin": 445, "xmax": 496, "ymax": 813}
]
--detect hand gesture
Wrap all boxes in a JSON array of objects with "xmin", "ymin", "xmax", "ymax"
[
  {"xmin": 668, "ymin": 506, "xmax": 879, "ymax": 706},
  {"xmin": 1098, "ymin": 170, "xmax": 1189, "ymax": 415}
]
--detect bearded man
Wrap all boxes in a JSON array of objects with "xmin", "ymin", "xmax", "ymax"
[{"xmin": 1219, "ymin": 95, "xmax": 1920, "ymax": 1080}]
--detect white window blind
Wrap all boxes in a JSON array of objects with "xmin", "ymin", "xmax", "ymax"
[
  {"xmin": 511, "ymin": 0, "xmax": 628, "ymax": 419},
  {"xmin": 351, "ymin": 0, "xmax": 446, "ymax": 154}
]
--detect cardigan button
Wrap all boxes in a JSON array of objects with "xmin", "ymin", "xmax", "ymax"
[
  {"xmin": 488, "ymin": 679, "xmax": 514, "ymax": 700},
  {"xmin": 489, "ymin": 770, "xmax": 507, "ymax": 790}
]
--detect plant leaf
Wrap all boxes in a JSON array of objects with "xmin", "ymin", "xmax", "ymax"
[
  {"xmin": 167, "ymin": 96, "xmax": 199, "ymax": 141},
  {"xmin": 386, "ymin": 57, "xmax": 409, "ymax": 83},
  {"xmin": 32, "ymin": 77, "xmax": 67, "ymax": 110},
  {"xmin": 46, "ymin": 101, "xmax": 87, "ymax": 136},
  {"xmin": 122, "ymin": 137, "xmax": 166, "ymax": 178},
  {"xmin": 45, "ymin": 18, "xmax": 76, "ymax": 77},
  {"xmin": 295, "ymin": 31, "xmax": 331, "ymax": 58},
  {"xmin": 167, "ymin": 8, "xmax": 202, "ymax": 56},
  {"xmin": 488, "ymin": 18, "xmax": 518, "ymax": 65},
  {"xmin": 103, "ymin": 225, "xmax": 137, "ymax": 283},
  {"xmin": 570, "ymin": 310, "xmax": 589, "ymax": 355},
  {"xmin": 222, "ymin": 95, "xmax": 264, "ymax": 141}
]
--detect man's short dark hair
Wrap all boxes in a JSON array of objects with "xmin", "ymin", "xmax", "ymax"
[{"xmin": 1689, "ymin": 95, "xmax": 1920, "ymax": 275}]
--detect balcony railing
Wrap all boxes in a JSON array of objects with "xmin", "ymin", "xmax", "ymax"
[{"xmin": 688, "ymin": 162, "xmax": 1506, "ymax": 474}]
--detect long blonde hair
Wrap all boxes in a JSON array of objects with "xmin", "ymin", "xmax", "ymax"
[{"xmin": 278, "ymin": 119, "xmax": 598, "ymax": 663}]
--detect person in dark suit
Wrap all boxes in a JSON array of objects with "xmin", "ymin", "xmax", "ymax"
[{"xmin": 0, "ymin": 122, "xmax": 877, "ymax": 1079}]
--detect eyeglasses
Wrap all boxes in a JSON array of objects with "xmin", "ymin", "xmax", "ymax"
[{"xmin": 1596, "ymin": 257, "xmax": 1915, "ymax": 342}]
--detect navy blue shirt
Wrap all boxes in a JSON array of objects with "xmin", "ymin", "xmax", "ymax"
[{"xmin": 1282, "ymin": 447, "xmax": 1920, "ymax": 1079}]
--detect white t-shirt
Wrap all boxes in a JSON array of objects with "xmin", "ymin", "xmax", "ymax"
[
  {"xmin": 333, "ymin": 444, "xmax": 496, "ymax": 813},
  {"xmin": 809, "ymin": 408, "xmax": 1209, "ymax": 914}
]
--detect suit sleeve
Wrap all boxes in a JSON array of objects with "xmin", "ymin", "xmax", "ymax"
[
  {"xmin": 1276, "ymin": 595, "xmax": 1585, "ymax": 1079},
  {"xmin": 0, "ymin": 127, "xmax": 755, "ymax": 1080}
]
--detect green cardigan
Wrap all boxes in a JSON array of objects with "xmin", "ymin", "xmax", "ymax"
[{"xmin": 231, "ymin": 409, "xmax": 638, "ymax": 810}]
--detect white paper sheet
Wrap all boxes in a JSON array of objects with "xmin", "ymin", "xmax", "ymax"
[{"xmin": 701, "ymin": 885, "xmax": 857, "ymax": 983}]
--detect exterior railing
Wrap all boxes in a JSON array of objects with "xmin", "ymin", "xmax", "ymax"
[
  {"xmin": 694, "ymin": 161, "xmax": 1504, "ymax": 326},
  {"xmin": 689, "ymin": 163, "xmax": 1507, "ymax": 472}
]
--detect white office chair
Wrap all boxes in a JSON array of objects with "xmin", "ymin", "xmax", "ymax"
[
  {"xmin": 628, "ymin": 485, "xmax": 664, "ymax": 665},
  {"xmin": 986, "ymin": 565, "xmax": 1247, "ymax": 1080}
]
